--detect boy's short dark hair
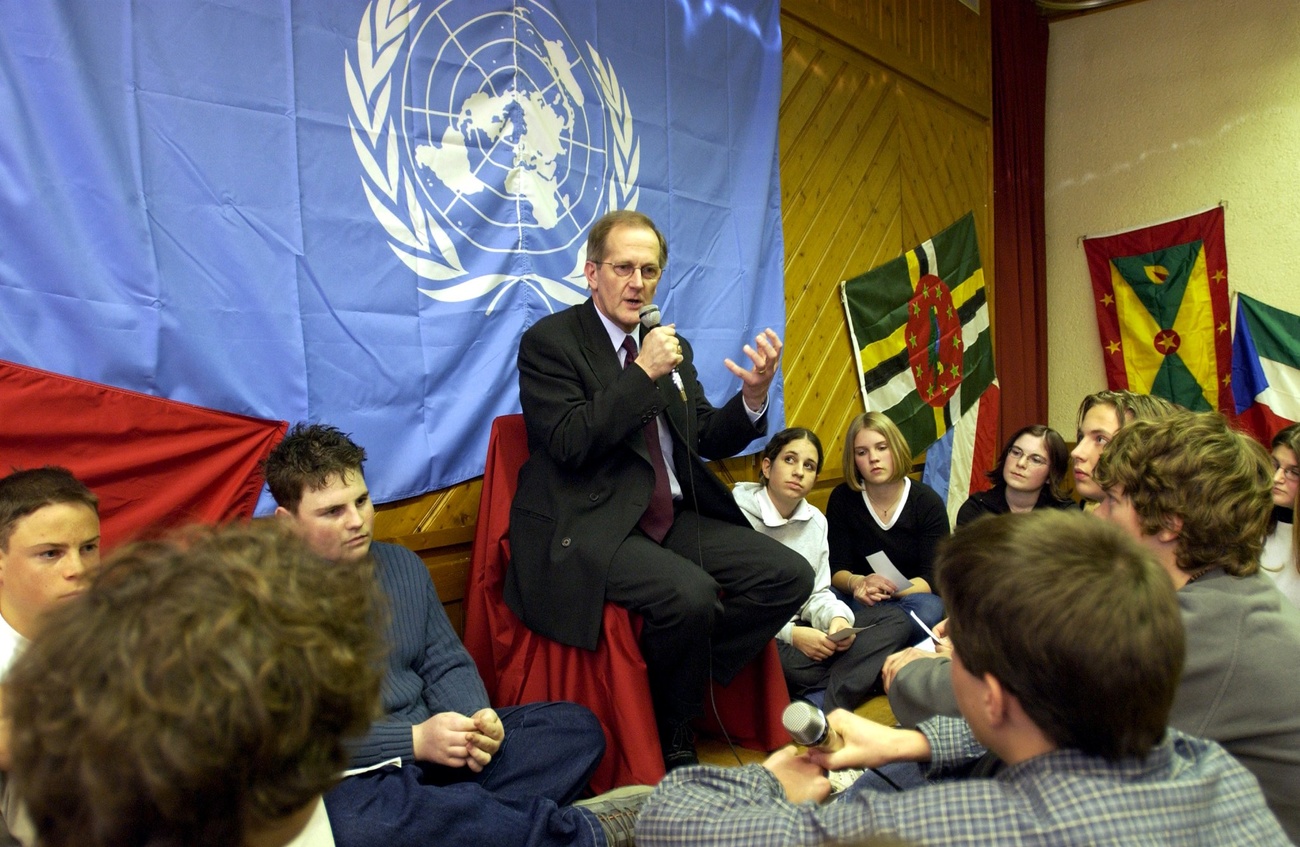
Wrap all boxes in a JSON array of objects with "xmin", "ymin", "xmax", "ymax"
[
  {"xmin": 1094, "ymin": 410, "xmax": 1273, "ymax": 577},
  {"xmin": 4, "ymin": 521, "xmax": 385, "ymax": 847},
  {"xmin": 0, "ymin": 467, "xmax": 98, "ymax": 551},
  {"xmin": 263, "ymin": 423, "xmax": 367, "ymax": 513},
  {"xmin": 938, "ymin": 509, "xmax": 1184, "ymax": 761}
]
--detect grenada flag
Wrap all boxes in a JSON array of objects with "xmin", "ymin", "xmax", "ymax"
[{"xmin": 1083, "ymin": 206, "xmax": 1232, "ymax": 414}]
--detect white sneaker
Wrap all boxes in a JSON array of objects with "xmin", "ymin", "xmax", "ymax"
[{"xmin": 827, "ymin": 767, "xmax": 865, "ymax": 798}]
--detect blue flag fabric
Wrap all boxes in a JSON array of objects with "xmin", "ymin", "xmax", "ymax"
[{"xmin": 0, "ymin": 0, "xmax": 786, "ymax": 508}]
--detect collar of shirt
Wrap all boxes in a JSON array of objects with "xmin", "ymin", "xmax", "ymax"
[
  {"xmin": 594, "ymin": 307, "xmax": 637, "ymax": 361},
  {"xmin": 756, "ymin": 485, "xmax": 817, "ymax": 528}
]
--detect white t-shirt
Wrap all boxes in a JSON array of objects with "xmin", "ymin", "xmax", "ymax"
[
  {"xmin": 0, "ymin": 613, "xmax": 29, "ymax": 847},
  {"xmin": 0, "ymin": 614, "xmax": 25, "ymax": 679},
  {"xmin": 285, "ymin": 798, "xmax": 336, "ymax": 847},
  {"xmin": 1263, "ymin": 520, "xmax": 1300, "ymax": 609}
]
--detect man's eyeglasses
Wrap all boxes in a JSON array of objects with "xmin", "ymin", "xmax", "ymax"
[
  {"xmin": 598, "ymin": 262, "xmax": 662, "ymax": 282},
  {"xmin": 1007, "ymin": 446, "xmax": 1048, "ymax": 467},
  {"xmin": 1272, "ymin": 459, "xmax": 1300, "ymax": 483}
]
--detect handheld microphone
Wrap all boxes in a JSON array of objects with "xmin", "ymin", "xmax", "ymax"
[
  {"xmin": 782, "ymin": 700, "xmax": 844, "ymax": 753},
  {"xmin": 638, "ymin": 304, "xmax": 687, "ymax": 401}
]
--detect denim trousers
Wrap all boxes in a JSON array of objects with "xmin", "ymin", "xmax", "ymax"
[{"xmin": 326, "ymin": 701, "xmax": 607, "ymax": 847}]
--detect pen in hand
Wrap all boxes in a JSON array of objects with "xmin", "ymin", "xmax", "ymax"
[{"xmin": 909, "ymin": 610, "xmax": 950, "ymax": 649}]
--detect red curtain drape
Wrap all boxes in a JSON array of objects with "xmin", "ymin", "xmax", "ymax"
[
  {"xmin": 992, "ymin": 0, "xmax": 1050, "ymax": 440},
  {"xmin": 0, "ymin": 359, "xmax": 286, "ymax": 549}
]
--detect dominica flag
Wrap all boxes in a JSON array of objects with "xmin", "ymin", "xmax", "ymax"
[
  {"xmin": 841, "ymin": 212, "xmax": 998, "ymax": 520},
  {"xmin": 1232, "ymin": 293, "xmax": 1300, "ymax": 442},
  {"xmin": 1082, "ymin": 206, "xmax": 1232, "ymax": 413}
]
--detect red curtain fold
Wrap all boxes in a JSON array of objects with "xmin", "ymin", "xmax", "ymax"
[
  {"xmin": 0, "ymin": 359, "xmax": 286, "ymax": 549},
  {"xmin": 992, "ymin": 0, "xmax": 1051, "ymax": 440}
]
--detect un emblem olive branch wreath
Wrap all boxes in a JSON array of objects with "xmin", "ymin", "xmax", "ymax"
[
  {"xmin": 346, "ymin": 0, "xmax": 640, "ymax": 312},
  {"xmin": 346, "ymin": 0, "xmax": 466, "ymax": 285}
]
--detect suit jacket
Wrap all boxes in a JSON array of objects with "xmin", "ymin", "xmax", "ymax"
[{"xmin": 506, "ymin": 298, "xmax": 765, "ymax": 649}]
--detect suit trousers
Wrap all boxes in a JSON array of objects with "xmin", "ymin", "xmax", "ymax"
[{"xmin": 603, "ymin": 508, "xmax": 813, "ymax": 724}]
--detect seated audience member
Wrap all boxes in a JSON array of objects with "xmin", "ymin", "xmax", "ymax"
[
  {"xmin": 953, "ymin": 424, "xmax": 1072, "ymax": 527},
  {"xmin": 1069, "ymin": 389, "xmax": 1176, "ymax": 503},
  {"xmin": 507, "ymin": 210, "xmax": 811, "ymax": 769},
  {"xmin": 827, "ymin": 412, "xmax": 947, "ymax": 642},
  {"xmin": 733, "ymin": 428, "xmax": 911, "ymax": 711},
  {"xmin": 636, "ymin": 510, "xmax": 1290, "ymax": 846},
  {"xmin": 1263, "ymin": 423, "xmax": 1300, "ymax": 607},
  {"xmin": 4, "ymin": 523, "xmax": 380, "ymax": 847},
  {"xmin": 0, "ymin": 467, "xmax": 99, "ymax": 665},
  {"xmin": 264, "ymin": 424, "xmax": 639, "ymax": 847},
  {"xmin": 0, "ymin": 467, "xmax": 101, "ymax": 845},
  {"xmin": 884, "ymin": 389, "xmax": 1175, "ymax": 720},
  {"xmin": 1093, "ymin": 409, "xmax": 1300, "ymax": 840}
]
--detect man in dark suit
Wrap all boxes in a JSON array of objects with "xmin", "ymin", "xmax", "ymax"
[{"xmin": 507, "ymin": 210, "xmax": 813, "ymax": 769}]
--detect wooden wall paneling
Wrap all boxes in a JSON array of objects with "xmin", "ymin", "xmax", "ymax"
[
  {"xmin": 783, "ymin": 0, "xmax": 990, "ymax": 120},
  {"xmin": 897, "ymin": 85, "xmax": 990, "ymax": 243},
  {"xmin": 781, "ymin": 0, "xmax": 991, "ymax": 486},
  {"xmin": 780, "ymin": 18, "xmax": 903, "ymax": 460},
  {"xmin": 800, "ymin": 118, "xmax": 905, "ymax": 452},
  {"xmin": 896, "ymin": 80, "xmax": 993, "ymax": 333},
  {"xmin": 372, "ymin": 476, "xmax": 482, "ymax": 540}
]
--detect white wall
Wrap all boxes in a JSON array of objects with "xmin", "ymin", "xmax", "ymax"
[{"xmin": 1044, "ymin": 0, "xmax": 1300, "ymax": 436}]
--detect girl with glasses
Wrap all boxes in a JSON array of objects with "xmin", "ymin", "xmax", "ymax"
[
  {"xmin": 1263, "ymin": 423, "xmax": 1300, "ymax": 608},
  {"xmin": 955, "ymin": 424, "xmax": 1074, "ymax": 527}
]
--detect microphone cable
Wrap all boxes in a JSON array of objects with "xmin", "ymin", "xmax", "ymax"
[{"xmin": 673, "ymin": 330, "xmax": 742, "ymax": 766}]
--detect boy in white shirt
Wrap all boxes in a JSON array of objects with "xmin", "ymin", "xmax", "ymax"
[{"xmin": 0, "ymin": 467, "xmax": 100, "ymax": 846}]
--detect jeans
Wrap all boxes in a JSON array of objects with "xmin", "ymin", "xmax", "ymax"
[
  {"xmin": 777, "ymin": 602, "xmax": 912, "ymax": 711},
  {"xmin": 325, "ymin": 702, "xmax": 607, "ymax": 847},
  {"xmin": 890, "ymin": 591, "xmax": 946, "ymax": 643},
  {"xmin": 836, "ymin": 588, "xmax": 946, "ymax": 646}
]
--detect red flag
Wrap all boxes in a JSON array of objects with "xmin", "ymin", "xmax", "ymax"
[{"xmin": 1, "ymin": 360, "xmax": 286, "ymax": 549}]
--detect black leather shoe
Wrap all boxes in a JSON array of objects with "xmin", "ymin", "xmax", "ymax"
[{"xmin": 660, "ymin": 721, "xmax": 698, "ymax": 771}]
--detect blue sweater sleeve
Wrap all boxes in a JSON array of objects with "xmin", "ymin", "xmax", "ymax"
[{"xmin": 345, "ymin": 542, "xmax": 491, "ymax": 768}]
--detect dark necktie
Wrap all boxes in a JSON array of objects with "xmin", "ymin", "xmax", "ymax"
[{"xmin": 622, "ymin": 335, "xmax": 674, "ymax": 542}]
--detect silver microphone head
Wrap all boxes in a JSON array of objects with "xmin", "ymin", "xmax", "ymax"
[
  {"xmin": 782, "ymin": 700, "xmax": 830, "ymax": 747},
  {"xmin": 638, "ymin": 303, "xmax": 661, "ymax": 329}
]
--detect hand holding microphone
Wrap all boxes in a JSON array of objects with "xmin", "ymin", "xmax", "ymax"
[
  {"xmin": 785, "ymin": 700, "xmax": 933, "ymax": 773},
  {"xmin": 782, "ymin": 700, "xmax": 844, "ymax": 753},
  {"xmin": 637, "ymin": 304, "xmax": 687, "ymax": 400}
]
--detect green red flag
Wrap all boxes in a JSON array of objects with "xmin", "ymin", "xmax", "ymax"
[
  {"xmin": 1082, "ymin": 206, "xmax": 1232, "ymax": 413},
  {"xmin": 840, "ymin": 212, "xmax": 998, "ymax": 521}
]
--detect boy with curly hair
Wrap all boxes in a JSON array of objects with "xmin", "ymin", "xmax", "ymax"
[{"xmin": 5, "ymin": 522, "xmax": 383, "ymax": 847}]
